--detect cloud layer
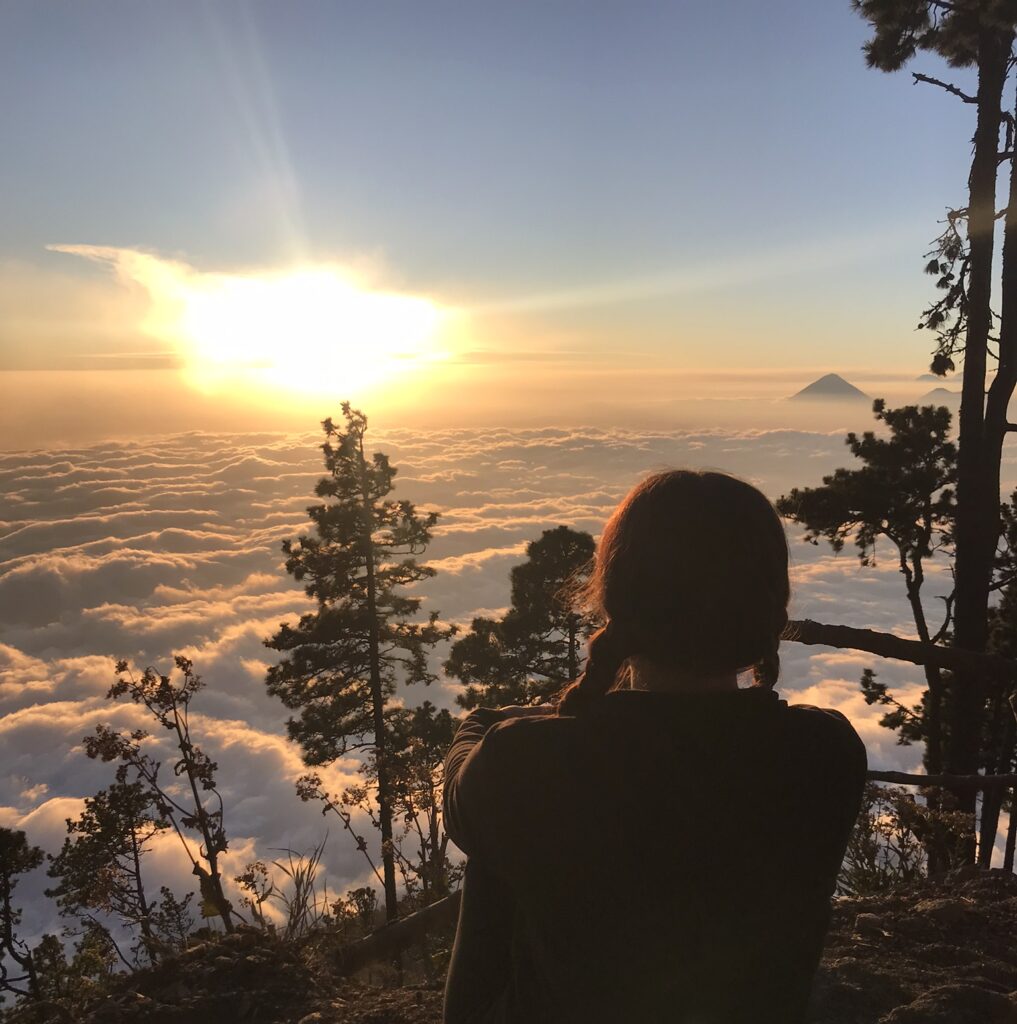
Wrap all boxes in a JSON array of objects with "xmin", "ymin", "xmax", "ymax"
[{"xmin": 0, "ymin": 424, "xmax": 961, "ymax": 937}]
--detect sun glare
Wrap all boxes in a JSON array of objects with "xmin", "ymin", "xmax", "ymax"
[
  {"xmin": 167, "ymin": 267, "xmax": 450, "ymax": 398},
  {"xmin": 50, "ymin": 245, "xmax": 462, "ymax": 410}
]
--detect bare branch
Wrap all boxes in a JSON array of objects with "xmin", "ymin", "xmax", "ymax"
[
  {"xmin": 912, "ymin": 72, "xmax": 976, "ymax": 104},
  {"xmin": 869, "ymin": 770, "xmax": 1017, "ymax": 790},
  {"xmin": 335, "ymin": 889, "xmax": 461, "ymax": 975},
  {"xmin": 786, "ymin": 618, "xmax": 1017, "ymax": 680},
  {"xmin": 931, "ymin": 592, "xmax": 954, "ymax": 645},
  {"xmin": 989, "ymin": 571, "xmax": 1017, "ymax": 593}
]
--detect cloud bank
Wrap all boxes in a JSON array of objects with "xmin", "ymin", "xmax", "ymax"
[{"xmin": 0, "ymin": 424, "xmax": 961, "ymax": 936}]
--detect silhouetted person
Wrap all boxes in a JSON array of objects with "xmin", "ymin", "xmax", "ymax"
[{"xmin": 443, "ymin": 470, "xmax": 866, "ymax": 1024}]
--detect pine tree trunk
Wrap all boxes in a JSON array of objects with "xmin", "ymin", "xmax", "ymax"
[
  {"xmin": 1004, "ymin": 787, "xmax": 1017, "ymax": 872},
  {"xmin": 358, "ymin": 443, "xmax": 400, "ymax": 924},
  {"xmin": 977, "ymin": 675, "xmax": 1016, "ymax": 865},
  {"xmin": 948, "ymin": 32, "xmax": 1009, "ymax": 851},
  {"xmin": 923, "ymin": 663, "xmax": 949, "ymax": 874},
  {"xmin": 976, "ymin": 81, "xmax": 1017, "ymax": 865},
  {"xmin": 904, "ymin": 568, "xmax": 944, "ymax": 777},
  {"xmin": 904, "ymin": 561, "xmax": 947, "ymax": 868},
  {"xmin": 427, "ymin": 786, "xmax": 446, "ymax": 899},
  {"xmin": 130, "ymin": 827, "xmax": 157, "ymax": 961},
  {"xmin": 567, "ymin": 616, "xmax": 579, "ymax": 683}
]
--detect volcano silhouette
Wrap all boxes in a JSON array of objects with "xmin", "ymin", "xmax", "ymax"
[{"xmin": 788, "ymin": 373, "xmax": 870, "ymax": 401}]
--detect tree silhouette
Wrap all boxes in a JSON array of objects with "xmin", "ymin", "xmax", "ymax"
[
  {"xmin": 0, "ymin": 828, "xmax": 44, "ymax": 1002},
  {"xmin": 30, "ymin": 924, "xmax": 118, "ymax": 1013},
  {"xmin": 373, "ymin": 701, "xmax": 460, "ymax": 905},
  {"xmin": 46, "ymin": 781, "xmax": 168, "ymax": 966},
  {"xmin": 296, "ymin": 702, "xmax": 460, "ymax": 920},
  {"xmin": 84, "ymin": 657, "xmax": 236, "ymax": 931},
  {"xmin": 975, "ymin": 496, "xmax": 1017, "ymax": 863},
  {"xmin": 265, "ymin": 404, "xmax": 453, "ymax": 922},
  {"xmin": 854, "ymin": 1, "xmax": 1017, "ymax": 838},
  {"xmin": 778, "ymin": 401, "xmax": 956, "ymax": 781},
  {"xmin": 446, "ymin": 526, "xmax": 597, "ymax": 708}
]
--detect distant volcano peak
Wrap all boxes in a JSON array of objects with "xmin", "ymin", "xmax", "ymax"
[
  {"xmin": 921, "ymin": 387, "xmax": 960, "ymax": 402},
  {"xmin": 788, "ymin": 373, "xmax": 870, "ymax": 401}
]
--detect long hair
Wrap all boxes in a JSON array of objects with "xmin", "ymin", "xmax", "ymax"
[{"xmin": 557, "ymin": 470, "xmax": 790, "ymax": 715}]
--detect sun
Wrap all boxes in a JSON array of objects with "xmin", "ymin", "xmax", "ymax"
[
  {"xmin": 48, "ymin": 246, "xmax": 459, "ymax": 404},
  {"xmin": 168, "ymin": 266, "xmax": 450, "ymax": 398}
]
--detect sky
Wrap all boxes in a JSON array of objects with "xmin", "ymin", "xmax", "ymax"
[{"xmin": 0, "ymin": 0, "xmax": 981, "ymax": 443}]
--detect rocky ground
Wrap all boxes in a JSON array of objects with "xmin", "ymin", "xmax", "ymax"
[
  {"xmin": 811, "ymin": 865, "xmax": 1017, "ymax": 1023},
  {"xmin": 6, "ymin": 866, "xmax": 1017, "ymax": 1023}
]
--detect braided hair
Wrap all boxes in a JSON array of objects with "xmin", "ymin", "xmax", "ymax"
[
  {"xmin": 557, "ymin": 621, "xmax": 632, "ymax": 716},
  {"xmin": 557, "ymin": 470, "xmax": 790, "ymax": 715}
]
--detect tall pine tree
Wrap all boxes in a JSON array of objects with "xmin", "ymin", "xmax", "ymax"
[
  {"xmin": 854, "ymin": 0, "xmax": 1017, "ymax": 848},
  {"xmin": 265, "ymin": 404, "xmax": 452, "ymax": 922}
]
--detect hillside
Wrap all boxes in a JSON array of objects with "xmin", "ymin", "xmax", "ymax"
[{"xmin": 8, "ymin": 866, "xmax": 1015, "ymax": 1024}]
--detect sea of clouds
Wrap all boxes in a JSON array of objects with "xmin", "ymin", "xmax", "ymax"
[{"xmin": 0, "ymin": 423, "xmax": 978, "ymax": 938}]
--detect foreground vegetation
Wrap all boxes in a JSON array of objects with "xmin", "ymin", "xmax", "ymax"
[{"xmin": 3, "ymin": 863, "xmax": 1015, "ymax": 1024}]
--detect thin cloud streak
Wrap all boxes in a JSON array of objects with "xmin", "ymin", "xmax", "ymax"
[{"xmin": 466, "ymin": 222, "xmax": 919, "ymax": 315}]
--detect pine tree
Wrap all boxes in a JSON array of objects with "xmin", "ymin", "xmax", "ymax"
[
  {"xmin": 446, "ymin": 526, "xmax": 597, "ymax": 708},
  {"xmin": 854, "ymin": 0, "xmax": 1017, "ymax": 845},
  {"xmin": 265, "ymin": 404, "xmax": 453, "ymax": 922},
  {"xmin": 46, "ymin": 781, "xmax": 169, "ymax": 965},
  {"xmin": 0, "ymin": 828, "xmax": 44, "ymax": 1002},
  {"xmin": 778, "ymin": 401, "xmax": 956, "ymax": 780},
  {"xmin": 370, "ymin": 701, "xmax": 460, "ymax": 906},
  {"xmin": 30, "ymin": 925, "xmax": 118, "ymax": 1012}
]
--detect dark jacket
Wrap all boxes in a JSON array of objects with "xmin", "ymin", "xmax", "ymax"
[{"xmin": 443, "ymin": 687, "xmax": 867, "ymax": 1024}]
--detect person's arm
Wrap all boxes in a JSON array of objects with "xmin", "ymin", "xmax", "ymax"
[
  {"xmin": 815, "ymin": 708, "xmax": 869, "ymax": 882},
  {"xmin": 443, "ymin": 705, "xmax": 553, "ymax": 858}
]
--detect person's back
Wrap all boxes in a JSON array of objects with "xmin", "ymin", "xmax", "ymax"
[{"xmin": 443, "ymin": 470, "xmax": 868, "ymax": 1024}]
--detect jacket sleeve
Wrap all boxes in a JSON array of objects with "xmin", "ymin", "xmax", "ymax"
[
  {"xmin": 804, "ymin": 706, "xmax": 869, "ymax": 883},
  {"xmin": 443, "ymin": 707, "xmax": 511, "ymax": 860},
  {"xmin": 831, "ymin": 709, "xmax": 869, "ymax": 874}
]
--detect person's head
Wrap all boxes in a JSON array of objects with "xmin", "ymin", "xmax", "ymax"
[{"xmin": 557, "ymin": 470, "xmax": 790, "ymax": 715}]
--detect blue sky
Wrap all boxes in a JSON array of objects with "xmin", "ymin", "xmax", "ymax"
[{"xmin": 0, "ymin": 0, "xmax": 982, "ymax": 427}]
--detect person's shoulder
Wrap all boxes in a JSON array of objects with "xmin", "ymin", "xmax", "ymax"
[
  {"xmin": 783, "ymin": 702, "xmax": 867, "ymax": 763},
  {"xmin": 485, "ymin": 712, "xmax": 574, "ymax": 743},
  {"xmin": 785, "ymin": 701, "xmax": 855, "ymax": 729},
  {"xmin": 477, "ymin": 712, "xmax": 576, "ymax": 765}
]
